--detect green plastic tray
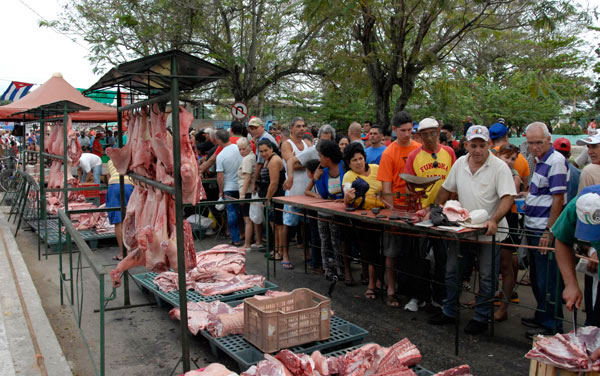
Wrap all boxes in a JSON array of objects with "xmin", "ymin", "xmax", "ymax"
[
  {"xmin": 132, "ymin": 271, "xmax": 279, "ymax": 306},
  {"xmin": 200, "ymin": 315, "xmax": 368, "ymax": 371}
]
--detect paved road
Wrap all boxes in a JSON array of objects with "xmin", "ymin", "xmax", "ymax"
[{"xmin": 12, "ymin": 220, "xmax": 581, "ymax": 375}]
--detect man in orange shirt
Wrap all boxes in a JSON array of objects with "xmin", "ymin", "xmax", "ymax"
[
  {"xmin": 377, "ymin": 111, "xmax": 421, "ymax": 308},
  {"xmin": 403, "ymin": 118, "xmax": 457, "ymax": 311},
  {"xmin": 489, "ymin": 122, "xmax": 530, "ymax": 190}
]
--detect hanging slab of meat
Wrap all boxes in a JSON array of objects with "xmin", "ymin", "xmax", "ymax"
[
  {"xmin": 374, "ymin": 337, "xmax": 422, "ymax": 372},
  {"xmin": 129, "ymin": 108, "xmax": 156, "ymax": 178},
  {"xmin": 105, "ymin": 113, "xmax": 135, "ymax": 175},
  {"xmin": 122, "ymin": 184, "xmax": 145, "ymax": 251},
  {"xmin": 183, "ymin": 363, "xmax": 238, "ymax": 376},
  {"xmin": 110, "ymin": 248, "xmax": 147, "ymax": 287},
  {"xmin": 178, "ymin": 107, "xmax": 205, "ymax": 204},
  {"xmin": 66, "ymin": 116, "xmax": 82, "ymax": 164},
  {"xmin": 433, "ymin": 365, "xmax": 472, "ymax": 376},
  {"xmin": 150, "ymin": 104, "xmax": 174, "ymax": 174},
  {"xmin": 525, "ymin": 326, "xmax": 600, "ymax": 372},
  {"xmin": 138, "ymin": 189, "xmax": 168, "ymax": 272}
]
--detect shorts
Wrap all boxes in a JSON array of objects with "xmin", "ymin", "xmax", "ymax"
[
  {"xmin": 106, "ymin": 184, "xmax": 134, "ymax": 225},
  {"xmin": 503, "ymin": 212, "xmax": 521, "ymax": 251},
  {"xmin": 283, "ymin": 204, "xmax": 303, "ymax": 226},
  {"xmin": 350, "ymin": 219, "xmax": 382, "ymax": 264},
  {"xmin": 382, "ymin": 228, "xmax": 411, "ymax": 258},
  {"xmin": 270, "ymin": 202, "xmax": 284, "ymax": 225},
  {"xmin": 240, "ymin": 193, "xmax": 252, "ymax": 217}
]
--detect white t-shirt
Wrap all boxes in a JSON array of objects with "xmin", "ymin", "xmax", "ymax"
[
  {"xmin": 79, "ymin": 153, "xmax": 102, "ymax": 173},
  {"xmin": 442, "ymin": 152, "xmax": 516, "ymax": 241},
  {"xmin": 237, "ymin": 152, "xmax": 257, "ymax": 193},
  {"xmin": 216, "ymin": 143, "xmax": 242, "ymax": 192}
]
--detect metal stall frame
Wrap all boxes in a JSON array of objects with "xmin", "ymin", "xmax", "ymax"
[
  {"xmin": 11, "ymin": 101, "xmax": 117, "ymax": 258},
  {"xmin": 85, "ymin": 49, "xmax": 229, "ymax": 373}
]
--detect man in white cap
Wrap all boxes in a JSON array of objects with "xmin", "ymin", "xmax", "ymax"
[
  {"xmin": 429, "ymin": 125, "xmax": 516, "ymax": 335},
  {"xmin": 576, "ymin": 133, "xmax": 600, "ymax": 193},
  {"xmin": 553, "ymin": 184, "xmax": 600, "ymax": 362}
]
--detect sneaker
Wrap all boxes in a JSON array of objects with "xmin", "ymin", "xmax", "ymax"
[
  {"xmin": 526, "ymin": 326, "xmax": 555, "ymax": 339},
  {"xmin": 510, "ymin": 292, "xmax": 520, "ymax": 304},
  {"xmin": 464, "ymin": 319, "xmax": 488, "ymax": 335},
  {"xmin": 428, "ymin": 312, "xmax": 455, "ymax": 325},
  {"xmin": 430, "ymin": 299, "xmax": 443, "ymax": 309},
  {"xmin": 521, "ymin": 316, "xmax": 541, "ymax": 328},
  {"xmin": 462, "ymin": 281, "xmax": 472, "ymax": 291},
  {"xmin": 404, "ymin": 298, "xmax": 420, "ymax": 312}
]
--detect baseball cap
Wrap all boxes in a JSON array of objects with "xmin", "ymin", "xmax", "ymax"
[
  {"xmin": 418, "ymin": 118, "xmax": 439, "ymax": 132},
  {"xmin": 553, "ymin": 137, "xmax": 571, "ymax": 153},
  {"xmin": 575, "ymin": 185, "xmax": 600, "ymax": 243},
  {"xmin": 576, "ymin": 133, "xmax": 600, "ymax": 146},
  {"xmin": 497, "ymin": 118, "xmax": 505, "ymax": 124},
  {"xmin": 466, "ymin": 125, "xmax": 490, "ymax": 142},
  {"xmin": 489, "ymin": 123, "xmax": 508, "ymax": 140},
  {"xmin": 248, "ymin": 117, "xmax": 263, "ymax": 128}
]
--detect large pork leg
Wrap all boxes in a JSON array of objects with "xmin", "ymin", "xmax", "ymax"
[{"xmin": 110, "ymin": 248, "xmax": 147, "ymax": 288}]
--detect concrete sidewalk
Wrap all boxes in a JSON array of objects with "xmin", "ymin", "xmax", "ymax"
[{"xmin": 0, "ymin": 212, "xmax": 72, "ymax": 375}]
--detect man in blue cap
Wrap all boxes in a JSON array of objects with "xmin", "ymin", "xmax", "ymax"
[
  {"xmin": 489, "ymin": 122, "xmax": 530, "ymax": 189},
  {"xmin": 553, "ymin": 184, "xmax": 600, "ymax": 361}
]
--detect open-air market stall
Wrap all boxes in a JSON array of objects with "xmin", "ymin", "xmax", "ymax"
[
  {"xmin": 6, "ymin": 99, "xmax": 118, "ymax": 258},
  {"xmin": 84, "ymin": 49, "xmax": 232, "ymax": 373}
]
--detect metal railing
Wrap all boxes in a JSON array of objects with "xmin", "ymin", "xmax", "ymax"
[{"xmin": 57, "ymin": 209, "xmax": 116, "ymax": 376}]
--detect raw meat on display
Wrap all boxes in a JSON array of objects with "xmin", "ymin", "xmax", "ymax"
[
  {"xmin": 105, "ymin": 106, "xmax": 205, "ymax": 204},
  {"xmin": 525, "ymin": 326, "xmax": 600, "ymax": 372},
  {"xmin": 108, "ymin": 107, "xmax": 208, "ymax": 287},
  {"xmin": 105, "ymin": 112, "xmax": 134, "ymax": 175},
  {"xmin": 274, "ymin": 350, "xmax": 316, "ymax": 376},
  {"xmin": 442, "ymin": 200, "xmax": 469, "ymax": 222},
  {"xmin": 183, "ymin": 363, "xmax": 238, "ymax": 376},
  {"xmin": 433, "ymin": 365, "xmax": 472, "ymax": 376},
  {"xmin": 169, "ymin": 301, "xmax": 243, "ymax": 336}
]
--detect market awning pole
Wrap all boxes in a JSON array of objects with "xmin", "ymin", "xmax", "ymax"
[
  {"xmin": 171, "ymin": 55, "xmax": 190, "ymax": 373},
  {"xmin": 116, "ymin": 86, "xmax": 131, "ymax": 306}
]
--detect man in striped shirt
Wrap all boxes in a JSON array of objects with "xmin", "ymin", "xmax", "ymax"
[{"xmin": 523, "ymin": 122, "xmax": 570, "ymax": 338}]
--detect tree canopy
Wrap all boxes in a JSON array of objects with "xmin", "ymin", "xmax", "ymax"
[{"xmin": 51, "ymin": 0, "xmax": 597, "ymax": 130}]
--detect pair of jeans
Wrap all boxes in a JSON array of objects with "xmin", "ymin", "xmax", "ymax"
[
  {"xmin": 224, "ymin": 191, "xmax": 241, "ymax": 243},
  {"xmin": 307, "ymin": 210, "xmax": 322, "ymax": 268},
  {"xmin": 443, "ymin": 241, "xmax": 500, "ymax": 323},
  {"xmin": 317, "ymin": 213, "xmax": 342, "ymax": 273},
  {"xmin": 81, "ymin": 164, "xmax": 102, "ymax": 184},
  {"xmin": 526, "ymin": 229, "xmax": 563, "ymax": 331}
]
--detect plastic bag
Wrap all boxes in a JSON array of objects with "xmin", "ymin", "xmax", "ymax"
[{"xmin": 249, "ymin": 193, "xmax": 264, "ymax": 224}]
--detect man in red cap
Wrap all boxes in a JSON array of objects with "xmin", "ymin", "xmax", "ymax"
[{"xmin": 553, "ymin": 137, "xmax": 580, "ymax": 203}]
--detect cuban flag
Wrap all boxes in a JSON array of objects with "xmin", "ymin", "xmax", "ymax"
[{"xmin": 1, "ymin": 81, "xmax": 34, "ymax": 101}]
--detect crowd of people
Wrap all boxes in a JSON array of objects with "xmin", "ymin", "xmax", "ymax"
[{"xmin": 193, "ymin": 112, "xmax": 600, "ymax": 339}]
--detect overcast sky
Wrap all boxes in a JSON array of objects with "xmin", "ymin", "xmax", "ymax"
[
  {"xmin": 0, "ymin": 0, "xmax": 98, "ymax": 94},
  {"xmin": 2, "ymin": 0, "xmax": 600, "ymax": 98}
]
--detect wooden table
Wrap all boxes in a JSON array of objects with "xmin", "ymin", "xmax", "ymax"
[{"xmin": 273, "ymin": 195, "xmax": 493, "ymax": 356}]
